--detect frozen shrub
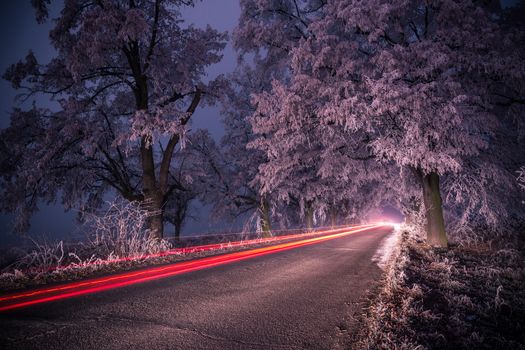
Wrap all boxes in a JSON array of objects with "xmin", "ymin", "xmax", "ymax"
[
  {"xmin": 0, "ymin": 200, "xmax": 173, "ymax": 286},
  {"xmin": 11, "ymin": 239, "xmax": 65, "ymax": 274},
  {"xmin": 85, "ymin": 199, "xmax": 172, "ymax": 258}
]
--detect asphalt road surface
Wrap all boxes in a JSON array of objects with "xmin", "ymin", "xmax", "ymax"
[{"xmin": 0, "ymin": 226, "xmax": 392, "ymax": 350}]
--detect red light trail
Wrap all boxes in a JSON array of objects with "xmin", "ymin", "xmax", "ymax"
[
  {"xmin": 0, "ymin": 223, "xmax": 388, "ymax": 312},
  {"xmin": 24, "ymin": 224, "xmax": 376, "ymax": 274}
]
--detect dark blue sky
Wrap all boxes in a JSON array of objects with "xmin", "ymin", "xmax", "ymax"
[{"xmin": 0, "ymin": 1, "xmax": 241, "ymax": 245}]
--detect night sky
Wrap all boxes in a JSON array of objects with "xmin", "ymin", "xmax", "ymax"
[{"xmin": 0, "ymin": 1, "xmax": 241, "ymax": 246}]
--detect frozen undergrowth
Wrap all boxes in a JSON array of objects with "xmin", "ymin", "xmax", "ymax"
[
  {"xmin": 0, "ymin": 223, "xmax": 335, "ymax": 292},
  {"xmin": 354, "ymin": 225, "xmax": 525, "ymax": 350},
  {"xmin": 0, "ymin": 235, "xmax": 300, "ymax": 291},
  {"xmin": 0, "ymin": 244, "xmax": 174, "ymax": 292},
  {"xmin": 0, "ymin": 200, "xmax": 176, "ymax": 290},
  {"xmin": 0, "ymin": 199, "xmax": 360, "ymax": 292}
]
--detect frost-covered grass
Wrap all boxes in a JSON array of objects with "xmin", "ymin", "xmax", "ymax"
[
  {"xmin": 0, "ymin": 215, "xmax": 345, "ymax": 292},
  {"xmin": 355, "ymin": 225, "xmax": 525, "ymax": 350},
  {"xmin": 0, "ymin": 234, "xmax": 298, "ymax": 291},
  {"xmin": 0, "ymin": 239, "xmax": 173, "ymax": 291},
  {"xmin": 0, "ymin": 200, "xmax": 176, "ymax": 290},
  {"xmin": 0, "ymin": 199, "xmax": 363, "ymax": 292}
]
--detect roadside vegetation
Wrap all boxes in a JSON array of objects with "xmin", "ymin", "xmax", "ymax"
[
  {"xmin": 0, "ymin": 200, "xmax": 350, "ymax": 292},
  {"xmin": 355, "ymin": 225, "xmax": 525, "ymax": 350},
  {"xmin": 0, "ymin": 237, "xmax": 274, "ymax": 292}
]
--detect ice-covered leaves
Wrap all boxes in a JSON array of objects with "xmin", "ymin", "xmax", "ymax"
[
  {"xmin": 242, "ymin": 0, "xmax": 525, "ymax": 232},
  {"xmin": 1, "ymin": 0, "xmax": 227, "ymax": 233}
]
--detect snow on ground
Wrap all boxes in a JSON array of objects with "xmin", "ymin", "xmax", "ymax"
[{"xmin": 371, "ymin": 225, "xmax": 401, "ymax": 270}]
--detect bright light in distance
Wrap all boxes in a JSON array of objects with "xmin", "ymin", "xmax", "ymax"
[{"xmin": 374, "ymin": 221, "xmax": 401, "ymax": 230}]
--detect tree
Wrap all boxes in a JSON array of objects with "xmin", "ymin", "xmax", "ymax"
[
  {"xmin": 163, "ymin": 147, "xmax": 200, "ymax": 240},
  {"xmin": 217, "ymin": 66, "xmax": 275, "ymax": 236},
  {"xmin": 249, "ymin": 74, "xmax": 391, "ymax": 231},
  {"xmin": 232, "ymin": 0, "xmax": 333, "ymax": 230},
  {"xmin": 251, "ymin": 0, "xmax": 524, "ymax": 247},
  {"xmin": 334, "ymin": 0, "xmax": 524, "ymax": 247},
  {"xmin": 1, "ymin": 0, "xmax": 227, "ymax": 239},
  {"xmin": 234, "ymin": 1, "xmax": 395, "ymax": 230}
]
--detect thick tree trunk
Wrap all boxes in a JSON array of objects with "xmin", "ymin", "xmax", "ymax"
[
  {"xmin": 128, "ymin": 50, "xmax": 200, "ymax": 243},
  {"xmin": 420, "ymin": 171, "xmax": 448, "ymax": 247},
  {"xmin": 143, "ymin": 193, "xmax": 164, "ymax": 240},
  {"xmin": 128, "ymin": 41, "xmax": 201, "ymax": 242},
  {"xmin": 259, "ymin": 199, "xmax": 272, "ymax": 238},
  {"xmin": 140, "ymin": 138, "xmax": 164, "ymax": 240},
  {"xmin": 148, "ymin": 209, "xmax": 164, "ymax": 240}
]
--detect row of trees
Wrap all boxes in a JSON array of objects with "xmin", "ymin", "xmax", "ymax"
[
  {"xmin": 1, "ymin": 0, "xmax": 524, "ymax": 247},
  {"xmin": 229, "ymin": 0, "xmax": 525, "ymax": 247}
]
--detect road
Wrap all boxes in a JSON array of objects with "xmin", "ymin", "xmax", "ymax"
[{"xmin": 0, "ymin": 225, "xmax": 392, "ymax": 350}]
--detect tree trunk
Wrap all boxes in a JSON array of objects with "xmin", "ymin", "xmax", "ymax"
[
  {"xmin": 174, "ymin": 220, "xmax": 182, "ymax": 241},
  {"xmin": 404, "ymin": 196, "xmax": 420, "ymax": 226},
  {"xmin": 129, "ymin": 44, "xmax": 200, "ymax": 242},
  {"xmin": 420, "ymin": 171, "xmax": 448, "ymax": 247},
  {"xmin": 140, "ymin": 137, "xmax": 164, "ymax": 240},
  {"xmin": 305, "ymin": 202, "xmax": 314, "ymax": 232},
  {"xmin": 148, "ymin": 209, "xmax": 164, "ymax": 241},
  {"xmin": 329, "ymin": 208, "xmax": 338, "ymax": 228},
  {"xmin": 259, "ymin": 199, "xmax": 272, "ymax": 238},
  {"xmin": 143, "ymin": 192, "xmax": 164, "ymax": 240}
]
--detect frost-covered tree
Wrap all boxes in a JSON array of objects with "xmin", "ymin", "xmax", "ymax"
[
  {"xmin": 163, "ymin": 147, "xmax": 201, "ymax": 239},
  {"xmin": 217, "ymin": 67, "xmax": 276, "ymax": 236},
  {"xmin": 1, "ymin": 0, "xmax": 227, "ymax": 239},
  {"xmin": 251, "ymin": 0, "xmax": 524, "ymax": 247},
  {"xmin": 249, "ymin": 77, "xmax": 387, "ymax": 230},
  {"xmin": 331, "ymin": 0, "xmax": 523, "ymax": 247},
  {"xmin": 235, "ymin": 1, "xmax": 392, "ymax": 230},
  {"xmin": 234, "ymin": 0, "xmax": 326, "ymax": 76},
  {"xmin": 232, "ymin": 0, "xmax": 334, "ymax": 230}
]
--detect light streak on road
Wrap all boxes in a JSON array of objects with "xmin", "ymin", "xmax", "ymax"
[
  {"xmin": 23, "ymin": 224, "xmax": 379, "ymax": 274},
  {"xmin": 0, "ymin": 223, "xmax": 390, "ymax": 312}
]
